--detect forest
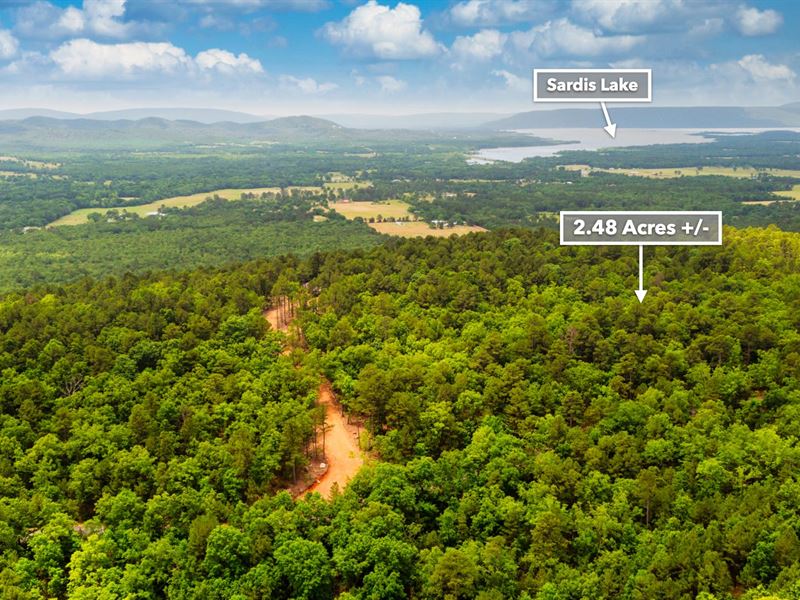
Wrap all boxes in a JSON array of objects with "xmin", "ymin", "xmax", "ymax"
[
  {"xmin": 2, "ymin": 225, "xmax": 800, "ymax": 599},
  {"xmin": 0, "ymin": 197, "xmax": 381, "ymax": 292}
]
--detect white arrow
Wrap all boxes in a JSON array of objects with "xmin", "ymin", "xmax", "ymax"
[
  {"xmin": 635, "ymin": 244, "xmax": 647, "ymax": 302},
  {"xmin": 600, "ymin": 102, "xmax": 617, "ymax": 138}
]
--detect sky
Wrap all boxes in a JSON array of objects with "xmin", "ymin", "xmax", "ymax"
[{"xmin": 0, "ymin": 0, "xmax": 796, "ymax": 115}]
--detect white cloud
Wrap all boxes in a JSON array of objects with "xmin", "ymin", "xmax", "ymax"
[
  {"xmin": 51, "ymin": 39, "xmax": 189, "ymax": 76},
  {"xmin": 180, "ymin": 0, "xmax": 328, "ymax": 9},
  {"xmin": 16, "ymin": 0, "xmax": 135, "ymax": 39},
  {"xmin": 196, "ymin": 49, "xmax": 263, "ymax": 73},
  {"xmin": 49, "ymin": 39, "xmax": 263, "ymax": 78},
  {"xmin": 376, "ymin": 75, "xmax": 406, "ymax": 93},
  {"xmin": 688, "ymin": 17, "xmax": 724, "ymax": 37},
  {"xmin": 451, "ymin": 29, "xmax": 507, "ymax": 64},
  {"xmin": 321, "ymin": 0, "xmax": 441, "ymax": 59},
  {"xmin": 511, "ymin": 18, "xmax": 643, "ymax": 58},
  {"xmin": 351, "ymin": 70, "xmax": 366, "ymax": 86},
  {"xmin": 57, "ymin": 7, "xmax": 86, "ymax": 33},
  {"xmin": 279, "ymin": 75, "xmax": 337, "ymax": 94},
  {"xmin": 181, "ymin": 0, "xmax": 263, "ymax": 5},
  {"xmin": 84, "ymin": 0, "xmax": 129, "ymax": 36},
  {"xmin": 736, "ymin": 54, "xmax": 795, "ymax": 82},
  {"xmin": 733, "ymin": 5, "xmax": 782, "ymax": 36},
  {"xmin": 449, "ymin": 0, "xmax": 544, "ymax": 26},
  {"xmin": 198, "ymin": 14, "xmax": 236, "ymax": 30},
  {"xmin": 571, "ymin": 0, "xmax": 682, "ymax": 32},
  {"xmin": 611, "ymin": 57, "xmax": 798, "ymax": 106},
  {"xmin": 492, "ymin": 69, "xmax": 528, "ymax": 92},
  {"xmin": 0, "ymin": 30, "xmax": 19, "ymax": 60}
]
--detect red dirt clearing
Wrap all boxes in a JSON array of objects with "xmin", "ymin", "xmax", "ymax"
[
  {"xmin": 263, "ymin": 303, "xmax": 291, "ymax": 333},
  {"xmin": 263, "ymin": 298, "xmax": 365, "ymax": 499},
  {"xmin": 307, "ymin": 383, "xmax": 364, "ymax": 499}
]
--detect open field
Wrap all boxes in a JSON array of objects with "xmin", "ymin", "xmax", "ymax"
[
  {"xmin": 329, "ymin": 199, "xmax": 414, "ymax": 220},
  {"xmin": 0, "ymin": 156, "xmax": 60, "ymax": 169},
  {"xmin": 330, "ymin": 200, "xmax": 485, "ymax": 237},
  {"xmin": 322, "ymin": 177, "xmax": 372, "ymax": 191},
  {"xmin": 49, "ymin": 183, "xmax": 375, "ymax": 226},
  {"xmin": 775, "ymin": 185, "xmax": 800, "ymax": 200},
  {"xmin": 370, "ymin": 221, "xmax": 486, "ymax": 237},
  {"xmin": 323, "ymin": 181, "xmax": 368, "ymax": 190},
  {"xmin": 48, "ymin": 187, "xmax": 284, "ymax": 226},
  {"xmin": 562, "ymin": 165, "xmax": 800, "ymax": 179}
]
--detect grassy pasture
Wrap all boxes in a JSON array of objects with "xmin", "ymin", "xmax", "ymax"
[
  {"xmin": 48, "ymin": 187, "xmax": 284, "ymax": 226},
  {"xmin": 329, "ymin": 199, "xmax": 413, "ymax": 221},
  {"xmin": 370, "ymin": 221, "xmax": 487, "ymax": 237},
  {"xmin": 774, "ymin": 185, "xmax": 800, "ymax": 200}
]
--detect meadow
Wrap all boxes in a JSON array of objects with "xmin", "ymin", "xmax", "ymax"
[
  {"xmin": 369, "ymin": 221, "xmax": 486, "ymax": 237},
  {"xmin": 47, "ymin": 187, "xmax": 283, "ymax": 226},
  {"xmin": 328, "ymin": 199, "xmax": 414, "ymax": 221},
  {"xmin": 329, "ymin": 199, "xmax": 486, "ymax": 237}
]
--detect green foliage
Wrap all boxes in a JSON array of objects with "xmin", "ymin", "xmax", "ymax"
[
  {"xmin": 0, "ymin": 198, "xmax": 380, "ymax": 292},
  {"xmin": 3, "ymin": 221, "xmax": 800, "ymax": 598}
]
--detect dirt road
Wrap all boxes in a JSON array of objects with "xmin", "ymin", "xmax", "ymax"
[
  {"xmin": 263, "ymin": 300, "xmax": 291, "ymax": 333},
  {"xmin": 264, "ymin": 307, "xmax": 283, "ymax": 332},
  {"xmin": 263, "ymin": 298, "xmax": 364, "ymax": 499},
  {"xmin": 307, "ymin": 382, "xmax": 364, "ymax": 499}
]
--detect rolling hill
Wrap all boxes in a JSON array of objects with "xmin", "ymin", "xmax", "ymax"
[{"xmin": 483, "ymin": 104, "xmax": 800, "ymax": 129}]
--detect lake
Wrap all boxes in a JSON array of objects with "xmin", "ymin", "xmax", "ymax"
[{"xmin": 470, "ymin": 128, "xmax": 800, "ymax": 163}]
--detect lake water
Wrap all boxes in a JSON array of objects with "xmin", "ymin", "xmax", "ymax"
[{"xmin": 470, "ymin": 128, "xmax": 800, "ymax": 163}]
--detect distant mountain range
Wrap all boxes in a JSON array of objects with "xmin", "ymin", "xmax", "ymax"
[
  {"xmin": 2, "ymin": 104, "xmax": 800, "ymax": 130},
  {"xmin": 321, "ymin": 113, "xmax": 510, "ymax": 129},
  {"xmin": 0, "ymin": 115, "xmax": 538, "ymax": 151},
  {"xmin": 482, "ymin": 104, "xmax": 800, "ymax": 129},
  {"xmin": 0, "ymin": 108, "xmax": 510, "ymax": 129},
  {"xmin": 0, "ymin": 115, "xmax": 344, "ymax": 147},
  {"xmin": 0, "ymin": 107, "xmax": 269, "ymax": 124}
]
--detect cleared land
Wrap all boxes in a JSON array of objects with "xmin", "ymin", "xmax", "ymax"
[
  {"xmin": 329, "ymin": 200, "xmax": 485, "ymax": 237},
  {"xmin": 775, "ymin": 185, "xmax": 800, "ymax": 200},
  {"xmin": 307, "ymin": 383, "xmax": 365, "ymax": 500},
  {"xmin": 263, "ymin": 300, "xmax": 364, "ymax": 500},
  {"xmin": 323, "ymin": 181, "xmax": 371, "ymax": 190},
  {"xmin": 329, "ymin": 199, "xmax": 413, "ymax": 220},
  {"xmin": 48, "ymin": 187, "xmax": 283, "ymax": 226},
  {"xmin": 370, "ymin": 221, "xmax": 487, "ymax": 237},
  {"xmin": 0, "ymin": 156, "xmax": 60, "ymax": 169}
]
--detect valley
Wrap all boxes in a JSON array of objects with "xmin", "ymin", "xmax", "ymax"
[{"xmin": 1, "ymin": 116, "xmax": 799, "ymax": 600}]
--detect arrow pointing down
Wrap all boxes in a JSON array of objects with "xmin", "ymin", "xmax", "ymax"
[
  {"xmin": 600, "ymin": 102, "xmax": 617, "ymax": 138},
  {"xmin": 635, "ymin": 244, "xmax": 647, "ymax": 302}
]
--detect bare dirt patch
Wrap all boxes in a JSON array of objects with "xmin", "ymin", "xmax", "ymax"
[
  {"xmin": 263, "ymin": 297, "xmax": 365, "ymax": 499},
  {"xmin": 306, "ymin": 383, "xmax": 364, "ymax": 499}
]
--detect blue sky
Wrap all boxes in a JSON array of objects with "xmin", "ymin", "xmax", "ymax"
[{"xmin": 0, "ymin": 0, "xmax": 796, "ymax": 115}]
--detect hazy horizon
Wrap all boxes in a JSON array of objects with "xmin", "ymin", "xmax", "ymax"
[{"xmin": 1, "ymin": 101, "xmax": 799, "ymax": 120}]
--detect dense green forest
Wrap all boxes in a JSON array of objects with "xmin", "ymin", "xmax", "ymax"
[
  {"xmin": 3, "ymin": 226, "xmax": 800, "ymax": 599},
  {"xmin": 0, "ymin": 197, "xmax": 381, "ymax": 292},
  {"xmin": 406, "ymin": 174, "xmax": 795, "ymax": 230}
]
